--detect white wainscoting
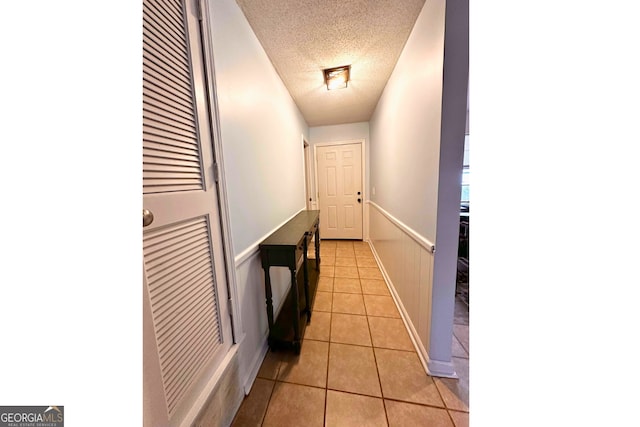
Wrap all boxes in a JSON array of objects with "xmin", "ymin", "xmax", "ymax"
[
  {"xmin": 232, "ymin": 209, "xmax": 304, "ymax": 395},
  {"xmin": 367, "ymin": 201, "xmax": 437, "ymax": 376},
  {"xmin": 235, "ymin": 246, "xmax": 293, "ymax": 395}
]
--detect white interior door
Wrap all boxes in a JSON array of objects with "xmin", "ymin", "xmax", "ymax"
[
  {"xmin": 316, "ymin": 143, "xmax": 363, "ymax": 239},
  {"xmin": 142, "ymin": 0, "xmax": 232, "ymax": 425}
]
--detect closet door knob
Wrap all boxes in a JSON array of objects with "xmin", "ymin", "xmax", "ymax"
[{"xmin": 143, "ymin": 209, "xmax": 154, "ymax": 227}]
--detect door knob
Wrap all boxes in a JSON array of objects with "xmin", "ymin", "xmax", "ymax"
[
  {"xmin": 143, "ymin": 209, "xmax": 154, "ymax": 227},
  {"xmin": 357, "ymin": 198, "xmax": 361, "ymax": 203}
]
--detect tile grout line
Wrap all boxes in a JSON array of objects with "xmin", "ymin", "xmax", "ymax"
[
  {"xmin": 447, "ymin": 408, "xmax": 469, "ymax": 427},
  {"xmin": 263, "ymin": 241, "xmax": 467, "ymax": 424},
  {"xmin": 451, "ymin": 334, "xmax": 469, "ymax": 359},
  {"xmin": 361, "ymin": 237, "xmax": 466, "ymax": 423},
  {"xmin": 452, "ymin": 327, "xmax": 469, "ymax": 355},
  {"xmin": 382, "ymin": 396, "xmax": 451, "ymax": 411},
  {"xmin": 273, "ymin": 379, "xmax": 328, "ymax": 392},
  {"xmin": 323, "ymin": 296, "xmax": 333, "ymax": 426},
  {"xmin": 333, "ymin": 251, "xmax": 386, "ymax": 423},
  {"xmin": 445, "ymin": 404, "xmax": 458, "ymax": 426},
  {"xmin": 430, "ymin": 355, "xmax": 461, "ymax": 419},
  {"xmin": 258, "ymin": 354, "xmax": 281, "ymax": 427},
  {"xmin": 259, "ymin": 379, "xmax": 277, "ymax": 426},
  {"xmin": 364, "ymin": 266, "xmax": 391, "ymax": 427},
  {"xmin": 291, "ymin": 342, "xmax": 465, "ymax": 412}
]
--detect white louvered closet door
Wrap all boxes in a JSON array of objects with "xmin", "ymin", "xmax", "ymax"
[{"xmin": 142, "ymin": 0, "xmax": 232, "ymax": 425}]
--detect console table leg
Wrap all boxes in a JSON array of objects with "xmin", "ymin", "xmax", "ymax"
[
  {"xmin": 263, "ymin": 267, "xmax": 274, "ymax": 349},
  {"xmin": 290, "ymin": 267, "xmax": 301, "ymax": 353},
  {"xmin": 315, "ymin": 226, "xmax": 321, "ymax": 271},
  {"xmin": 303, "ymin": 239, "xmax": 311, "ymax": 323}
]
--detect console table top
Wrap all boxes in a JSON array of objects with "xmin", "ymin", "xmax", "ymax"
[{"xmin": 260, "ymin": 210, "xmax": 320, "ymax": 248}]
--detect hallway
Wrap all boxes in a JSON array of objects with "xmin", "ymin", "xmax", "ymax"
[{"xmin": 230, "ymin": 240, "xmax": 469, "ymax": 426}]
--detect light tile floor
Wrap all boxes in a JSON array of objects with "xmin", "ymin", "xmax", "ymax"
[{"xmin": 231, "ymin": 240, "xmax": 469, "ymax": 427}]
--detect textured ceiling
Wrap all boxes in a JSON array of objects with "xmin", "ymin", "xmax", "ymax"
[{"xmin": 235, "ymin": 0, "xmax": 427, "ymax": 126}]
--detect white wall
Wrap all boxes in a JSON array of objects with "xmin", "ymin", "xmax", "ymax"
[
  {"xmin": 310, "ymin": 121, "xmax": 370, "ymax": 143},
  {"xmin": 207, "ymin": 0, "xmax": 310, "ymax": 396},
  {"xmin": 369, "ymin": 0, "xmax": 445, "ymax": 243},
  {"xmin": 209, "ymin": 0, "xmax": 309, "ymax": 255},
  {"xmin": 368, "ymin": 0, "xmax": 468, "ymax": 377}
]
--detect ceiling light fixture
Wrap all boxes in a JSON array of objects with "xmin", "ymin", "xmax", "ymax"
[{"xmin": 323, "ymin": 65, "xmax": 350, "ymax": 90}]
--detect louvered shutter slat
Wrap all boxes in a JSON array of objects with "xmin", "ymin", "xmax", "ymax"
[
  {"xmin": 143, "ymin": 110, "xmax": 196, "ymax": 137},
  {"xmin": 144, "ymin": 164, "xmax": 205, "ymax": 177},
  {"xmin": 143, "ymin": 103, "xmax": 195, "ymax": 131},
  {"xmin": 143, "ymin": 18, "xmax": 190, "ymax": 67},
  {"xmin": 143, "ymin": 0, "xmax": 202, "ymax": 195},
  {"xmin": 157, "ymin": 288, "xmax": 216, "ymax": 359},
  {"xmin": 155, "ymin": 0, "xmax": 185, "ymax": 23},
  {"xmin": 163, "ymin": 332, "xmax": 218, "ymax": 388},
  {"xmin": 144, "ymin": 155, "xmax": 201, "ymax": 170},
  {"xmin": 153, "ymin": 266, "xmax": 212, "ymax": 320},
  {"xmin": 143, "ymin": 178, "xmax": 203, "ymax": 188},
  {"xmin": 144, "ymin": 170, "xmax": 202, "ymax": 180},
  {"xmin": 151, "ymin": 262, "xmax": 211, "ymax": 312},
  {"xmin": 144, "ymin": 184, "xmax": 203, "ymax": 194},
  {"xmin": 146, "ymin": 237, "xmax": 210, "ymax": 283},
  {"xmin": 143, "ymin": 156, "xmax": 201, "ymax": 169},
  {"xmin": 155, "ymin": 278, "xmax": 214, "ymax": 345},
  {"xmin": 143, "ymin": 115, "xmax": 195, "ymax": 142},
  {"xmin": 143, "ymin": 61, "xmax": 193, "ymax": 101},
  {"xmin": 143, "ymin": 117, "xmax": 197, "ymax": 142},
  {"xmin": 163, "ymin": 329, "xmax": 217, "ymax": 389},
  {"xmin": 143, "ymin": 137, "xmax": 200, "ymax": 157},
  {"xmin": 165, "ymin": 343, "xmax": 215, "ymax": 410},
  {"xmin": 143, "ymin": 42, "xmax": 191, "ymax": 84},
  {"xmin": 144, "ymin": 85, "xmax": 193, "ymax": 116},
  {"xmin": 144, "ymin": 130, "xmax": 198, "ymax": 153},
  {"xmin": 144, "ymin": 0, "xmax": 186, "ymax": 40},
  {"xmin": 146, "ymin": 242, "xmax": 210, "ymax": 288},
  {"xmin": 144, "ymin": 219, "xmax": 206, "ymax": 247},
  {"xmin": 143, "ymin": 216, "xmax": 222, "ymax": 417},
  {"xmin": 143, "ymin": 93, "xmax": 193, "ymax": 122},
  {"xmin": 152, "ymin": 0, "xmax": 187, "ymax": 34},
  {"xmin": 143, "ymin": 77, "xmax": 193, "ymax": 114}
]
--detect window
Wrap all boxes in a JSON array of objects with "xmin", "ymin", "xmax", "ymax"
[
  {"xmin": 461, "ymin": 166, "xmax": 469, "ymax": 203},
  {"xmin": 461, "ymin": 134, "xmax": 469, "ymax": 204}
]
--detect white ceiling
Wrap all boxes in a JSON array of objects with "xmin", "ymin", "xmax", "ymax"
[{"xmin": 235, "ymin": 0, "xmax": 427, "ymax": 127}]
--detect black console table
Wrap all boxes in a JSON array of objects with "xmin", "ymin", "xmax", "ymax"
[{"xmin": 259, "ymin": 210, "xmax": 320, "ymax": 354}]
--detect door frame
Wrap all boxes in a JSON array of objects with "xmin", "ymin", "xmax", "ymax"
[
  {"xmin": 200, "ymin": 0, "xmax": 243, "ymax": 343},
  {"xmin": 313, "ymin": 139, "xmax": 366, "ymax": 240},
  {"xmin": 302, "ymin": 136, "xmax": 314, "ymax": 210}
]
